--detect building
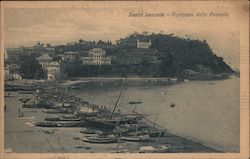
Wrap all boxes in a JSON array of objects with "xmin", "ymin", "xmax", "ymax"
[
  {"xmin": 64, "ymin": 51, "xmax": 79, "ymax": 62},
  {"xmin": 9, "ymin": 73, "xmax": 22, "ymax": 80},
  {"xmin": 82, "ymin": 48, "xmax": 111, "ymax": 65},
  {"xmin": 36, "ymin": 54, "xmax": 53, "ymax": 69},
  {"xmin": 46, "ymin": 61, "xmax": 60, "ymax": 80},
  {"xmin": 137, "ymin": 39, "xmax": 152, "ymax": 49}
]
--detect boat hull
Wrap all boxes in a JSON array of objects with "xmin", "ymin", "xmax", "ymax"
[{"xmin": 82, "ymin": 136, "xmax": 118, "ymax": 143}]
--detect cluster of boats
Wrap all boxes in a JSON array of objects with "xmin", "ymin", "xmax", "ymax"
[{"xmin": 22, "ymin": 79, "xmax": 170, "ymax": 153}]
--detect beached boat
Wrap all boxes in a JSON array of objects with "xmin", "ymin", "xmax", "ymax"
[
  {"xmin": 80, "ymin": 128, "xmax": 104, "ymax": 134},
  {"xmin": 139, "ymin": 145, "xmax": 170, "ymax": 153},
  {"xmin": 83, "ymin": 115, "xmax": 141, "ymax": 130},
  {"xmin": 36, "ymin": 121, "xmax": 58, "ymax": 127},
  {"xmin": 148, "ymin": 129, "xmax": 165, "ymax": 137},
  {"xmin": 120, "ymin": 134, "xmax": 150, "ymax": 142},
  {"xmin": 75, "ymin": 107, "xmax": 99, "ymax": 117},
  {"xmin": 129, "ymin": 101, "xmax": 142, "ymax": 105},
  {"xmin": 36, "ymin": 121, "xmax": 80, "ymax": 127},
  {"xmin": 61, "ymin": 114, "xmax": 79, "ymax": 119},
  {"xmin": 57, "ymin": 121, "xmax": 80, "ymax": 127},
  {"xmin": 82, "ymin": 134, "xmax": 118, "ymax": 143},
  {"xmin": 42, "ymin": 108, "xmax": 74, "ymax": 114},
  {"xmin": 45, "ymin": 117, "xmax": 81, "ymax": 121}
]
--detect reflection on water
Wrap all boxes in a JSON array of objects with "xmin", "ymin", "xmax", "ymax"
[{"xmin": 71, "ymin": 77, "xmax": 239, "ymax": 152}]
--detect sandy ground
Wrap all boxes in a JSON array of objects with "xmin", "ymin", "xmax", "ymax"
[{"xmin": 4, "ymin": 91, "xmax": 217, "ymax": 153}]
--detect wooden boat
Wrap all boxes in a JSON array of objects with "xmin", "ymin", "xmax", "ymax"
[
  {"xmin": 139, "ymin": 145, "xmax": 170, "ymax": 153},
  {"xmin": 42, "ymin": 108, "xmax": 73, "ymax": 114},
  {"xmin": 83, "ymin": 115, "xmax": 141, "ymax": 130},
  {"xmin": 71, "ymin": 85, "xmax": 81, "ymax": 89},
  {"xmin": 149, "ymin": 129, "xmax": 165, "ymax": 137},
  {"xmin": 36, "ymin": 121, "xmax": 80, "ymax": 127},
  {"xmin": 138, "ymin": 128, "xmax": 165, "ymax": 137},
  {"xmin": 61, "ymin": 114, "xmax": 79, "ymax": 119},
  {"xmin": 120, "ymin": 134, "xmax": 150, "ymax": 142},
  {"xmin": 45, "ymin": 117, "xmax": 81, "ymax": 121},
  {"xmin": 36, "ymin": 121, "xmax": 58, "ymax": 127},
  {"xmin": 170, "ymin": 103, "xmax": 175, "ymax": 108},
  {"xmin": 57, "ymin": 121, "xmax": 80, "ymax": 127},
  {"xmin": 80, "ymin": 128, "xmax": 104, "ymax": 134},
  {"xmin": 129, "ymin": 101, "xmax": 142, "ymax": 105},
  {"xmin": 82, "ymin": 134, "xmax": 118, "ymax": 143}
]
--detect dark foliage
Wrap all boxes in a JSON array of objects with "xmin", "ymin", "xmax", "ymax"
[
  {"xmin": 61, "ymin": 32, "xmax": 234, "ymax": 78},
  {"xmin": 19, "ymin": 55, "xmax": 46, "ymax": 79}
]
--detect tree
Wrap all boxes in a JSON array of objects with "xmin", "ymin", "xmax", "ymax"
[
  {"xmin": 19, "ymin": 57, "xmax": 46, "ymax": 79},
  {"xmin": 79, "ymin": 39, "xmax": 84, "ymax": 44}
]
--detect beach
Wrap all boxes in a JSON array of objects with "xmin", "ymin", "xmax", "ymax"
[{"xmin": 3, "ymin": 79, "xmax": 221, "ymax": 153}]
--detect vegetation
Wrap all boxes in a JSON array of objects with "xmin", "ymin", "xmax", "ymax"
[
  {"xmin": 13, "ymin": 32, "xmax": 234, "ymax": 79},
  {"xmin": 61, "ymin": 32, "xmax": 234, "ymax": 78},
  {"xmin": 19, "ymin": 55, "xmax": 46, "ymax": 79}
]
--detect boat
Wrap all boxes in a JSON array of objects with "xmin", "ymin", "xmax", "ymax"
[
  {"xmin": 129, "ymin": 101, "xmax": 142, "ymax": 105},
  {"xmin": 120, "ymin": 134, "xmax": 150, "ymax": 142},
  {"xmin": 42, "ymin": 108, "xmax": 74, "ymax": 114},
  {"xmin": 45, "ymin": 117, "xmax": 81, "ymax": 121},
  {"xmin": 83, "ymin": 115, "xmax": 141, "ymax": 130},
  {"xmin": 57, "ymin": 121, "xmax": 80, "ymax": 127},
  {"xmin": 36, "ymin": 121, "xmax": 58, "ymax": 127},
  {"xmin": 148, "ymin": 129, "xmax": 165, "ymax": 137},
  {"xmin": 36, "ymin": 121, "xmax": 80, "ymax": 127},
  {"xmin": 82, "ymin": 134, "xmax": 118, "ymax": 143},
  {"xmin": 71, "ymin": 85, "xmax": 80, "ymax": 89},
  {"xmin": 170, "ymin": 103, "xmax": 175, "ymax": 108},
  {"xmin": 139, "ymin": 145, "xmax": 170, "ymax": 153},
  {"xmin": 80, "ymin": 128, "xmax": 104, "ymax": 134},
  {"xmin": 61, "ymin": 114, "xmax": 79, "ymax": 119},
  {"xmin": 75, "ymin": 107, "xmax": 99, "ymax": 117}
]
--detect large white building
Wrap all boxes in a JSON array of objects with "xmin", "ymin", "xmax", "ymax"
[
  {"xmin": 36, "ymin": 54, "xmax": 53, "ymax": 69},
  {"xmin": 82, "ymin": 48, "xmax": 111, "ymax": 65},
  {"xmin": 36, "ymin": 54, "xmax": 60, "ymax": 80},
  {"xmin": 137, "ymin": 39, "xmax": 152, "ymax": 49}
]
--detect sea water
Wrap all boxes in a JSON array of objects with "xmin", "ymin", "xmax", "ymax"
[{"xmin": 72, "ymin": 76, "xmax": 239, "ymax": 152}]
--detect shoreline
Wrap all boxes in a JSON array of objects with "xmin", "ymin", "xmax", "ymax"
[
  {"xmin": 4, "ymin": 76, "xmax": 239, "ymax": 152},
  {"xmin": 4, "ymin": 81, "xmax": 220, "ymax": 153}
]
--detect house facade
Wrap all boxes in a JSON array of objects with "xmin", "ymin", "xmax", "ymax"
[
  {"xmin": 137, "ymin": 39, "xmax": 152, "ymax": 49},
  {"xmin": 82, "ymin": 48, "xmax": 111, "ymax": 65},
  {"xmin": 36, "ymin": 54, "xmax": 53, "ymax": 69}
]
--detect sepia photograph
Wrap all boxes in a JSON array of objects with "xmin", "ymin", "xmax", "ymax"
[{"xmin": 0, "ymin": 1, "xmax": 249, "ymax": 159}]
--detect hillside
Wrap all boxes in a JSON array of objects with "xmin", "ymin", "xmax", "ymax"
[
  {"xmin": 56, "ymin": 32, "xmax": 234, "ymax": 79},
  {"xmin": 116, "ymin": 33, "xmax": 234, "ymax": 75}
]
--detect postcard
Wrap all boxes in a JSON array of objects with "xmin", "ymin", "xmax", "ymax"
[{"xmin": 0, "ymin": 1, "xmax": 249, "ymax": 159}]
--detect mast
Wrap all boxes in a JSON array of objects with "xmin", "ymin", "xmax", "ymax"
[{"xmin": 111, "ymin": 78, "xmax": 126, "ymax": 117}]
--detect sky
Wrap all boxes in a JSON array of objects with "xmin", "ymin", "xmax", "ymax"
[{"xmin": 3, "ymin": 1, "xmax": 241, "ymax": 69}]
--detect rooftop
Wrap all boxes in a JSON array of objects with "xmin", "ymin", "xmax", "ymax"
[{"xmin": 36, "ymin": 54, "xmax": 53, "ymax": 60}]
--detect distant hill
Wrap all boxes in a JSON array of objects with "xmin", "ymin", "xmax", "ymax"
[
  {"xmin": 58, "ymin": 32, "xmax": 234, "ymax": 79},
  {"xmin": 116, "ymin": 33, "xmax": 234, "ymax": 75}
]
